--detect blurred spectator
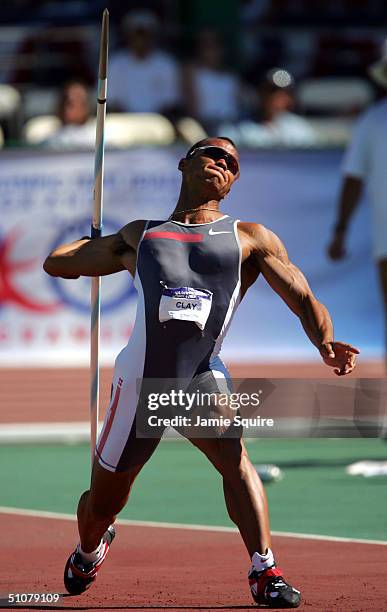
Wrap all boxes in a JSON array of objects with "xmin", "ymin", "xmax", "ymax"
[
  {"xmin": 108, "ymin": 9, "xmax": 180, "ymax": 114},
  {"xmin": 58, "ymin": 80, "xmax": 90, "ymax": 125},
  {"xmin": 43, "ymin": 80, "xmax": 95, "ymax": 149},
  {"xmin": 221, "ymin": 68, "xmax": 317, "ymax": 147},
  {"xmin": 328, "ymin": 42, "xmax": 387, "ymax": 359},
  {"xmin": 182, "ymin": 29, "xmax": 240, "ymax": 133}
]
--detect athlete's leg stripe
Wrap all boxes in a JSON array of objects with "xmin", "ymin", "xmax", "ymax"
[
  {"xmin": 95, "ymin": 448, "xmax": 118, "ymax": 471},
  {"xmin": 97, "ymin": 377, "xmax": 123, "ymax": 457}
]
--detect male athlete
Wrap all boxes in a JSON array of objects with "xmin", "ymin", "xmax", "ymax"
[{"xmin": 44, "ymin": 137, "xmax": 359, "ymax": 608}]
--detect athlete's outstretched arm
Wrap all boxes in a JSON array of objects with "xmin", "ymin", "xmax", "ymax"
[
  {"xmin": 244, "ymin": 224, "xmax": 359, "ymax": 375},
  {"xmin": 43, "ymin": 220, "xmax": 146, "ymax": 279}
]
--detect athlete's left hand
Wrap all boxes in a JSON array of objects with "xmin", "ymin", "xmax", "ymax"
[{"xmin": 319, "ymin": 341, "xmax": 360, "ymax": 376}]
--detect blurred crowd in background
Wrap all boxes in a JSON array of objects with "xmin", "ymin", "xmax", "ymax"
[{"xmin": 1, "ymin": 0, "xmax": 387, "ymax": 149}]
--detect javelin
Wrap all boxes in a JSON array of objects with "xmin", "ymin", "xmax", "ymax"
[{"xmin": 90, "ymin": 8, "xmax": 109, "ymax": 465}]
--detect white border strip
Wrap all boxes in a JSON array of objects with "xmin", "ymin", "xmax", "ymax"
[
  {"xmin": 0, "ymin": 506, "xmax": 386, "ymax": 546},
  {"xmin": 0, "ymin": 422, "xmax": 92, "ymax": 444}
]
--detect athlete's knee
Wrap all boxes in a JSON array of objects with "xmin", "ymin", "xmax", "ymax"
[
  {"xmin": 78, "ymin": 485, "xmax": 125, "ymax": 524},
  {"xmin": 77, "ymin": 489, "xmax": 116, "ymax": 528},
  {"xmin": 224, "ymin": 453, "xmax": 251, "ymax": 484},
  {"xmin": 217, "ymin": 439, "xmax": 250, "ymax": 483},
  {"xmin": 77, "ymin": 490, "xmax": 90, "ymax": 521}
]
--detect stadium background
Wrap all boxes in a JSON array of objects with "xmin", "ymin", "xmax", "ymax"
[{"xmin": 0, "ymin": 2, "xmax": 386, "ymax": 610}]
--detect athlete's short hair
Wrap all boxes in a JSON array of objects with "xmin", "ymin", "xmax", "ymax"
[{"xmin": 185, "ymin": 136, "xmax": 237, "ymax": 158}]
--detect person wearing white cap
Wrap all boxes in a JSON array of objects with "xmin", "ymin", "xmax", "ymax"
[
  {"xmin": 108, "ymin": 9, "xmax": 180, "ymax": 114},
  {"xmin": 328, "ymin": 42, "xmax": 387, "ymax": 360}
]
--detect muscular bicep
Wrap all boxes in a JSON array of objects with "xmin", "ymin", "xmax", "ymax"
[
  {"xmin": 254, "ymin": 229, "xmax": 313, "ymax": 316},
  {"xmin": 76, "ymin": 234, "xmax": 132, "ymax": 276},
  {"xmin": 44, "ymin": 233, "xmax": 132, "ymax": 278}
]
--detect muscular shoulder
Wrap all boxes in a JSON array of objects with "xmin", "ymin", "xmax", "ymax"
[
  {"xmin": 238, "ymin": 222, "xmax": 287, "ymax": 260},
  {"xmin": 118, "ymin": 220, "xmax": 148, "ymax": 252}
]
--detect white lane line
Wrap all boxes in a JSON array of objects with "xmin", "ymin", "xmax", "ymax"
[
  {"xmin": 0, "ymin": 423, "xmax": 185, "ymax": 443},
  {"xmin": 0, "ymin": 505, "xmax": 386, "ymax": 546}
]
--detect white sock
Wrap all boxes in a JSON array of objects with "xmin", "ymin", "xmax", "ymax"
[
  {"xmin": 251, "ymin": 548, "xmax": 275, "ymax": 573},
  {"xmin": 78, "ymin": 539, "xmax": 104, "ymax": 564}
]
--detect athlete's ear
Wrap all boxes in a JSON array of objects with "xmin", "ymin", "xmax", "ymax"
[{"xmin": 178, "ymin": 158, "xmax": 187, "ymax": 172}]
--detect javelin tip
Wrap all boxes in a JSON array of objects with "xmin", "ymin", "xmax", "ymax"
[{"xmin": 98, "ymin": 9, "xmax": 109, "ymax": 79}]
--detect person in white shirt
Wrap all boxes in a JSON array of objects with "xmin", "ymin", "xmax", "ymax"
[
  {"xmin": 108, "ymin": 10, "xmax": 180, "ymax": 114},
  {"xmin": 328, "ymin": 47, "xmax": 387, "ymax": 353}
]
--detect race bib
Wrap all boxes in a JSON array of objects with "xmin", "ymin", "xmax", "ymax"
[{"xmin": 159, "ymin": 285, "xmax": 213, "ymax": 331}]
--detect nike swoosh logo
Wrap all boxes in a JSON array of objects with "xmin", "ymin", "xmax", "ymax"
[{"xmin": 208, "ymin": 229, "xmax": 232, "ymax": 235}]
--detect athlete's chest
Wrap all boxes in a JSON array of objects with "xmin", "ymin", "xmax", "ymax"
[{"xmin": 138, "ymin": 221, "xmax": 239, "ymax": 278}]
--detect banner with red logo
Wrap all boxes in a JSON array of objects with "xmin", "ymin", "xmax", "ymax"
[{"xmin": 0, "ymin": 148, "xmax": 383, "ymax": 366}]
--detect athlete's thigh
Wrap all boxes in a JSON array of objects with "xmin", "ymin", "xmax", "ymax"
[
  {"xmin": 96, "ymin": 346, "xmax": 165, "ymax": 473},
  {"xmin": 178, "ymin": 366, "xmax": 245, "ymax": 472}
]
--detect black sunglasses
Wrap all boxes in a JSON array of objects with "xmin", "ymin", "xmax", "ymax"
[{"xmin": 186, "ymin": 145, "xmax": 239, "ymax": 176}]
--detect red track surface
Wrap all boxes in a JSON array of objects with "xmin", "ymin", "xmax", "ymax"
[{"xmin": 3, "ymin": 512, "xmax": 387, "ymax": 612}]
